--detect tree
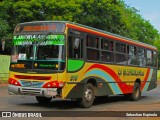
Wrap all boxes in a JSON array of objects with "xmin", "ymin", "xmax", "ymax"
[
  {"xmin": 0, "ymin": 19, "xmax": 9, "ymax": 39},
  {"xmin": 0, "ymin": 18, "xmax": 11, "ymax": 54},
  {"xmin": 120, "ymin": 5, "xmax": 159, "ymax": 45},
  {"xmin": 0, "ymin": 0, "xmax": 159, "ymax": 53}
]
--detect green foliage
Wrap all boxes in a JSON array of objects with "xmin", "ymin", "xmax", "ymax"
[
  {"xmin": 0, "ymin": 19, "xmax": 10, "ymax": 39},
  {"xmin": 154, "ymin": 34, "xmax": 160, "ymax": 50},
  {"xmin": 121, "ymin": 6, "xmax": 159, "ymax": 45},
  {"xmin": 0, "ymin": 19, "xmax": 12, "ymax": 54},
  {"xmin": 0, "ymin": 0, "xmax": 159, "ymax": 54}
]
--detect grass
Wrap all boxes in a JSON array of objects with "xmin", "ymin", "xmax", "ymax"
[
  {"xmin": 0, "ymin": 79, "xmax": 8, "ymax": 84},
  {"xmin": 0, "ymin": 77, "xmax": 8, "ymax": 81}
]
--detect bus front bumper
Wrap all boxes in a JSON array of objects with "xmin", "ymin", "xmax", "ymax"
[{"xmin": 8, "ymin": 84, "xmax": 58, "ymax": 98}]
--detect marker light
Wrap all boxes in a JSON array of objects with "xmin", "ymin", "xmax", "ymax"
[{"xmin": 42, "ymin": 81, "xmax": 64, "ymax": 88}]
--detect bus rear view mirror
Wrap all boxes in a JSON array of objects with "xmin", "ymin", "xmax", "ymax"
[{"xmin": 73, "ymin": 38, "xmax": 80, "ymax": 49}]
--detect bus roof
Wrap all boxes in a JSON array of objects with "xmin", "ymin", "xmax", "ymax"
[{"xmin": 17, "ymin": 21, "xmax": 157, "ymax": 51}]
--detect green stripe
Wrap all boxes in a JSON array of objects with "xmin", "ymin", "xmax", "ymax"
[{"xmin": 68, "ymin": 59, "xmax": 84, "ymax": 72}]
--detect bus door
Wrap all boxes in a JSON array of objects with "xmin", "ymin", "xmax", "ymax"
[{"xmin": 64, "ymin": 30, "xmax": 85, "ymax": 98}]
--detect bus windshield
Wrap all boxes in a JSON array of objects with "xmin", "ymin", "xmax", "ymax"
[
  {"xmin": 13, "ymin": 44, "xmax": 64, "ymax": 61},
  {"xmin": 11, "ymin": 34, "xmax": 65, "ymax": 71},
  {"xmin": 36, "ymin": 45, "xmax": 64, "ymax": 60},
  {"xmin": 15, "ymin": 45, "xmax": 33, "ymax": 60}
]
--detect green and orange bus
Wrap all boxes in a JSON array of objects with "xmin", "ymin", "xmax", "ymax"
[{"xmin": 8, "ymin": 21, "xmax": 157, "ymax": 108}]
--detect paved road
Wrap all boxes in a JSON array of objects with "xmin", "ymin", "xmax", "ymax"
[{"xmin": 0, "ymin": 83, "xmax": 160, "ymax": 119}]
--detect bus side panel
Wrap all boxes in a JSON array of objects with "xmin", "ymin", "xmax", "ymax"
[
  {"xmin": 145, "ymin": 68, "xmax": 157, "ymax": 91},
  {"xmin": 65, "ymin": 77, "xmax": 115, "ymax": 99},
  {"xmin": 64, "ymin": 63, "xmax": 157, "ymax": 99}
]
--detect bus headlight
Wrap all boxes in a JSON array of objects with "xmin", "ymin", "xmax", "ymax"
[{"xmin": 8, "ymin": 78, "xmax": 21, "ymax": 86}]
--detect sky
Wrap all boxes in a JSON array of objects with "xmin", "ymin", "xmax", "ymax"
[{"xmin": 124, "ymin": 0, "xmax": 160, "ymax": 32}]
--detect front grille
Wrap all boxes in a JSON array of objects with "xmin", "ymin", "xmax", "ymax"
[{"xmin": 20, "ymin": 81, "xmax": 44, "ymax": 88}]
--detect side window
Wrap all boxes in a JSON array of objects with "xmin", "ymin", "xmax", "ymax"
[
  {"xmin": 153, "ymin": 51, "xmax": 157, "ymax": 67},
  {"xmin": 68, "ymin": 35, "xmax": 83, "ymax": 59},
  {"xmin": 101, "ymin": 39, "xmax": 114, "ymax": 62},
  {"xmin": 128, "ymin": 46, "xmax": 137, "ymax": 65},
  {"xmin": 146, "ymin": 50, "xmax": 153, "ymax": 66},
  {"xmin": 115, "ymin": 42, "xmax": 127, "ymax": 65},
  {"xmin": 87, "ymin": 35, "xmax": 99, "ymax": 48},
  {"xmin": 137, "ymin": 48, "xmax": 146, "ymax": 66},
  {"xmin": 115, "ymin": 42, "xmax": 126, "ymax": 53},
  {"xmin": 101, "ymin": 39, "xmax": 109, "ymax": 50},
  {"xmin": 86, "ymin": 35, "xmax": 99, "ymax": 61}
]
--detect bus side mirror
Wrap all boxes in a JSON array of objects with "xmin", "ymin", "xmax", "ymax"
[{"xmin": 73, "ymin": 38, "xmax": 80, "ymax": 49}]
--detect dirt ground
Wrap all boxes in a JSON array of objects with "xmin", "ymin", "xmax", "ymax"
[{"xmin": 0, "ymin": 80, "xmax": 160, "ymax": 120}]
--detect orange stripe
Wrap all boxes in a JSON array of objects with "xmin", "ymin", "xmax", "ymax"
[
  {"xmin": 66, "ymin": 23, "xmax": 157, "ymax": 51},
  {"xmin": 141, "ymin": 68, "xmax": 150, "ymax": 91},
  {"xmin": 84, "ymin": 64, "xmax": 133, "ymax": 94}
]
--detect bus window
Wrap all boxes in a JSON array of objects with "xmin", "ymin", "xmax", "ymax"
[
  {"xmin": 15, "ymin": 45, "xmax": 33, "ymax": 60},
  {"xmin": 101, "ymin": 39, "xmax": 114, "ymax": 63},
  {"xmin": 87, "ymin": 35, "xmax": 99, "ymax": 48},
  {"xmin": 101, "ymin": 51, "xmax": 114, "ymax": 62},
  {"xmin": 101, "ymin": 39, "xmax": 109, "ymax": 50},
  {"xmin": 74, "ymin": 38, "xmax": 80, "ymax": 49},
  {"xmin": 68, "ymin": 35, "xmax": 83, "ymax": 59},
  {"xmin": 101, "ymin": 39, "xmax": 114, "ymax": 51},
  {"xmin": 115, "ymin": 42, "xmax": 126, "ymax": 53},
  {"xmin": 37, "ymin": 45, "xmax": 60, "ymax": 60},
  {"xmin": 86, "ymin": 35, "xmax": 100, "ymax": 61},
  {"xmin": 87, "ymin": 49, "xmax": 99, "ymax": 61},
  {"xmin": 137, "ymin": 48, "xmax": 146, "ymax": 66},
  {"xmin": 115, "ymin": 53, "xmax": 127, "ymax": 64},
  {"xmin": 115, "ymin": 42, "xmax": 127, "ymax": 65},
  {"xmin": 128, "ymin": 46, "xmax": 137, "ymax": 65},
  {"xmin": 153, "ymin": 51, "xmax": 157, "ymax": 67},
  {"xmin": 146, "ymin": 50, "xmax": 153, "ymax": 66}
]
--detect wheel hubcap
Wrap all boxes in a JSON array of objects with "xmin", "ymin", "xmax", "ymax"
[
  {"xmin": 135, "ymin": 88, "xmax": 139, "ymax": 98},
  {"xmin": 85, "ymin": 88, "xmax": 93, "ymax": 102}
]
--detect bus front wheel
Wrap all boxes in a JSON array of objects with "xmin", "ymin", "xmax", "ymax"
[
  {"xmin": 78, "ymin": 83, "xmax": 95, "ymax": 108},
  {"xmin": 36, "ymin": 96, "xmax": 52, "ymax": 104}
]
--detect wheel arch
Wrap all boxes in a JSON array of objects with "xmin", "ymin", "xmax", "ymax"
[
  {"xmin": 87, "ymin": 78, "xmax": 97, "ymax": 87},
  {"xmin": 86, "ymin": 78, "xmax": 98, "ymax": 95},
  {"xmin": 135, "ymin": 78, "xmax": 141, "ymax": 85}
]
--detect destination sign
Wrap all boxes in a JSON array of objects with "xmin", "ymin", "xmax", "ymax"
[
  {"xmin": 23, "ymin": 25, "xmax": 56, "ymax": 31},
  {"xmin": 14, "ymin": 22, "xmax": 65, "ymax": 33},
  {"xmin": 13, "ymin": 35, "xmax": 65, "ymax": 45}
]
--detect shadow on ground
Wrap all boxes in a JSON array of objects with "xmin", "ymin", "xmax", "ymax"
[{"xmin": 15, "ymin": 95, "xmax": 148, "ymax": 110}]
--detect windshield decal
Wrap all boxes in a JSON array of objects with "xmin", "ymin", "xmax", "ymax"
[
  {"xmin": 18, "ymin": 53, "xmax": 26, "ymax": 60},
  {"xmin": 13, "ymin": 35, "xmax": 65, "ymax": 45}
]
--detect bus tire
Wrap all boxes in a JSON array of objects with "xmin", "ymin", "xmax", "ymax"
[
  {"xmin": 130, "ymin": 82, "xmax": 141, "ymax": 101},
  {"xmin": 36, "ymin": 96, "xmax": 52, "ymax": 104},
  {"xmin": 78, "ymin": 83, "xmax": 95, "ymax": 108}
]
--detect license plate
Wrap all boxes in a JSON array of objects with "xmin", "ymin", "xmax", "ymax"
[{"xmin": 46, "ymin": 88, "xmax": 57, "ymax": 96}]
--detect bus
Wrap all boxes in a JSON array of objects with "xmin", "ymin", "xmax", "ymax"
[{"xmin": 8, "ymin": 21, "xmax": 157, "ymax": 108}]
